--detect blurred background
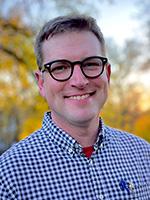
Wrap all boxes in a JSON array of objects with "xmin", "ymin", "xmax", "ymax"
[{"xmin": 0, "ymin": 0, "xmax": 150, "ymax": 154}]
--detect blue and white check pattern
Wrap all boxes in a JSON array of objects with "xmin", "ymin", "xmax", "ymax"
[{"xmin": 0, "ymin": 112, "xmax": 150, "ymax": 200}]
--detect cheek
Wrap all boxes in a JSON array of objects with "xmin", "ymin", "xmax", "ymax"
[
  {"xmin": 44, "ymin": 79, "xmax": 65, "ymax": 99},
  {"xmin": 93, "ymin": 75, "xmax": 108, "ymax": 88},
  {"xmin": 99, "ymin": 71, "xmax": 109, "ymax": 86}
]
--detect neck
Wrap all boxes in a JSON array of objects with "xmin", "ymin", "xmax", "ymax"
[
  {"xmin": 71, "ymin": 127, "xmax": 99, "ymax": 147},
  {"xmin": 51, "ymin": 113, "xmax": 100, "ymax": 147}
]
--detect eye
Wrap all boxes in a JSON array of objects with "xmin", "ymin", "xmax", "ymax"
[
  {"xmin": 51, "ymin": 62, "xmax": 70, "ymax": 74},
  {"xmin": 83, "ymin": 59, "xmax": 102, "ymax": 70},
  {"xmin": 85, "ymin": 61, "xmax": 100, "ymax": 67}
]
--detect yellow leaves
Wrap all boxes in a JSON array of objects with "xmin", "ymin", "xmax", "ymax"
[
  {"xmin": 1, "ymin": 15, "xmax": 150, "ymax": 149},
  {"xmin": 8, "ymin": 16, "xmax": 23, "ymax": 28},
  {"xmin": 0, "ymin": 16, "xmax": 33, "ymax": 37},
  {"xmin": 18, "ymin": 94, "xmax": 48, "ymax": 140},
  {"xmin": 18, "ymin": 96, "xmax": 48, "ymax": 140},
  {"xmin": 0, "ymin": 15, "xmax": 36, "ymax": 115},
  {"xmin": 18, "ymin": 116, "xmax": 42, "ymax": 140},
  {"xmin": 134, "ymin": 113, "xmax": 150, "ymax": 142},
  {"xmin": 102, "ymin": 86, "xmax": 150, "ymax": 142},
  {"xmin": 0, "ymin": 16, "xmax": 36, "ymax": 71}
]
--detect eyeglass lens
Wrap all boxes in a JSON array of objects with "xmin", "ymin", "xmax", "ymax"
[{"xmin": 44, "ymin": 56, "xmax": 107, "ymax": 81}]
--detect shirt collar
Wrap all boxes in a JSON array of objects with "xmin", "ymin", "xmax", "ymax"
[{"xmin": 42, "ymin": 112, "xmax": 105, "ymax": 155}]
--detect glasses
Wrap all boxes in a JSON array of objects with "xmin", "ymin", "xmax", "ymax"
[{"xmin": 41, "ymin": 56, "xmax": 108, "ymax": 82}]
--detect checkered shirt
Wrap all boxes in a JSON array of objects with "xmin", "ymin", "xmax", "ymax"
[{"xmin": 0, "ymin": 112, "xmax": 150, "ymax": 200}]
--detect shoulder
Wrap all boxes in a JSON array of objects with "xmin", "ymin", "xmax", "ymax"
[
  {"xmin": 0, "ymin": 129, "xmax": 44, "ymax": 196},
  {"xmin": 0, "ymin": 128, "xmax": 55, "ymax": 193},
  {"xmin": 104, "ymin": 126, "xmax": 150, "ymax": 154},
  {"xmin": 0, "ymin": 129, "xmax": 47, "ymax": 170}
]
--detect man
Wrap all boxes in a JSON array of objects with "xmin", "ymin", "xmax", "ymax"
[{"xmin": 0, "ymin": 15, "xmax": 150, "ymax": 199}]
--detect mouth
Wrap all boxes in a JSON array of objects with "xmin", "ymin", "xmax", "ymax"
[{"xmin": 64, "ymin": 91, "xmax": 96, "ymax": 100}]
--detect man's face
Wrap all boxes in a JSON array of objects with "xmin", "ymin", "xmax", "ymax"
[{"xmin": 36, "ymin": 31, "xmax": 111, "ymax": 128}]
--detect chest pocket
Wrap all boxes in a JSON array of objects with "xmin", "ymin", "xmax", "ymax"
[{"xmin": 118, "ymin": 179, "xmax": 150, "ymax": 200}]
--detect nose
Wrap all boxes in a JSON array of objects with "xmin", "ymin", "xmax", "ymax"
[{"xmin": 69, "ymin": 65, "xmax": 89, "ymax": 88}]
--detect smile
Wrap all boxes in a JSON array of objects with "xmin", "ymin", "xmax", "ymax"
[
  {"xmin": 69, "ymin": 94, "xmax": 90, "ymax": 100},
  {"xmin": 66, "ymin": 91, "xmax": 96, "ymax": 100}
]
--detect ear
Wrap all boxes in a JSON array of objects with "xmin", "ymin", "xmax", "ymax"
[
  {"xmin": 34, "ymin": 70, "xmax": 46, "ymax": 97},
  {"xmin": 106, "ymin": 63, "xmax": 111, "ymax": 83}
]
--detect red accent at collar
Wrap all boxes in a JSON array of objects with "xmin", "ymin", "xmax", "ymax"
[{"xmin": 82, "ymin": 146, "xmax": 94, "ymax": 158}]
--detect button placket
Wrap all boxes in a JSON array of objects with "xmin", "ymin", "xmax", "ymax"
[
  {"xmin": 100, "ymin": 142, "xmax": 104, "ymax": 148},
  {"xmin": 68, "ymin": 148, "xmax": 74, "ymax": 155},
  {"xmin": 89, "ymin": 159, "xmax": 93, "ymax": 165},
  {"xmin": 97, "ymin": 194, "xmax": 104, "ymax": 200}
]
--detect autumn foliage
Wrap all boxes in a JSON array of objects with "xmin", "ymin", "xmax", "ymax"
[{"xmin": 0, "ymin": 3, "xmax": 149, "ymax": 154}]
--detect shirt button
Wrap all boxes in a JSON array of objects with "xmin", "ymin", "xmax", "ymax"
[
  {"xmin": 68, "ymin": 149, "xmax": 73, "ymax": 154},
  {"xmin": 98, "ymin": 194, "xmax": 104, "ymax": 200},
  {"xmin": 100, "ymin": 142, "xmax": 104, "ymax": 148},
  {"xmin": 128, "ymin": 181, "xmax": 135, "ymax": 191}
]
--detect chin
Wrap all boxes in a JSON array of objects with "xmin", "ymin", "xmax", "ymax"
[{"xmin": 69, "ymin": 111, "xmax": 97, "ymax": 123}]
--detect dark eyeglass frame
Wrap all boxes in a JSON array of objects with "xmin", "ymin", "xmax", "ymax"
[{"xmin": 41, "ymin": 56, "xmax": 108, "ymax": 82}]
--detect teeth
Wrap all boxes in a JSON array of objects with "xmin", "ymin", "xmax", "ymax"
[{"xmin": 69, "ymin": 94, "xmax": 90, "ymax": 100}]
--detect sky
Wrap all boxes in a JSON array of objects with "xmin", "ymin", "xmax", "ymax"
[
  {"xmin": 96, "ymin": 0, "xmax": 149, "ymax": 89},
  {"xmin": 98, "ymin": 0, "xmax": 139, "ymax": 46},
  {"xmin": 2, "ymin": 0, "xmax": 139, "ymax": 47}
]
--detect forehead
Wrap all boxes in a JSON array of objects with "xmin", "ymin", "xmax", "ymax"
[{"xmin": 42, "ymin": 31, "xmax": 104, "ymax": 63}]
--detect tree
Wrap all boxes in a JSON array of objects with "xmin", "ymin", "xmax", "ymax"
[
  {"xmin": 134, "ymin": 111, "xmax": 150, "ymax": 142},
  {"xmin": 0, "ymin": 0, "xmax": 149, "ymax": 155},
  {"xmin": 0, "ymin": 15, "xmax": 38, "ymax": 147},
  {"xmin": 0, "ymin": 0, "xmax": 113, "ymax": 28},
  {"xmin": 102, "ymin": 36, "xmax": 150, "ymax": 141},
  {"xmin": 0, "ymin": 0, "xmax": 113, "ymax": 152},
  {"xmin": 136, "ymin": 0, "xmax": 150, "ymax": 71}
]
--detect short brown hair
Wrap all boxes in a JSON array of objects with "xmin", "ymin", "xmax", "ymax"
[{"xmin": 34, "ymin": 15, "xmax": 106, "ymax": 70}]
